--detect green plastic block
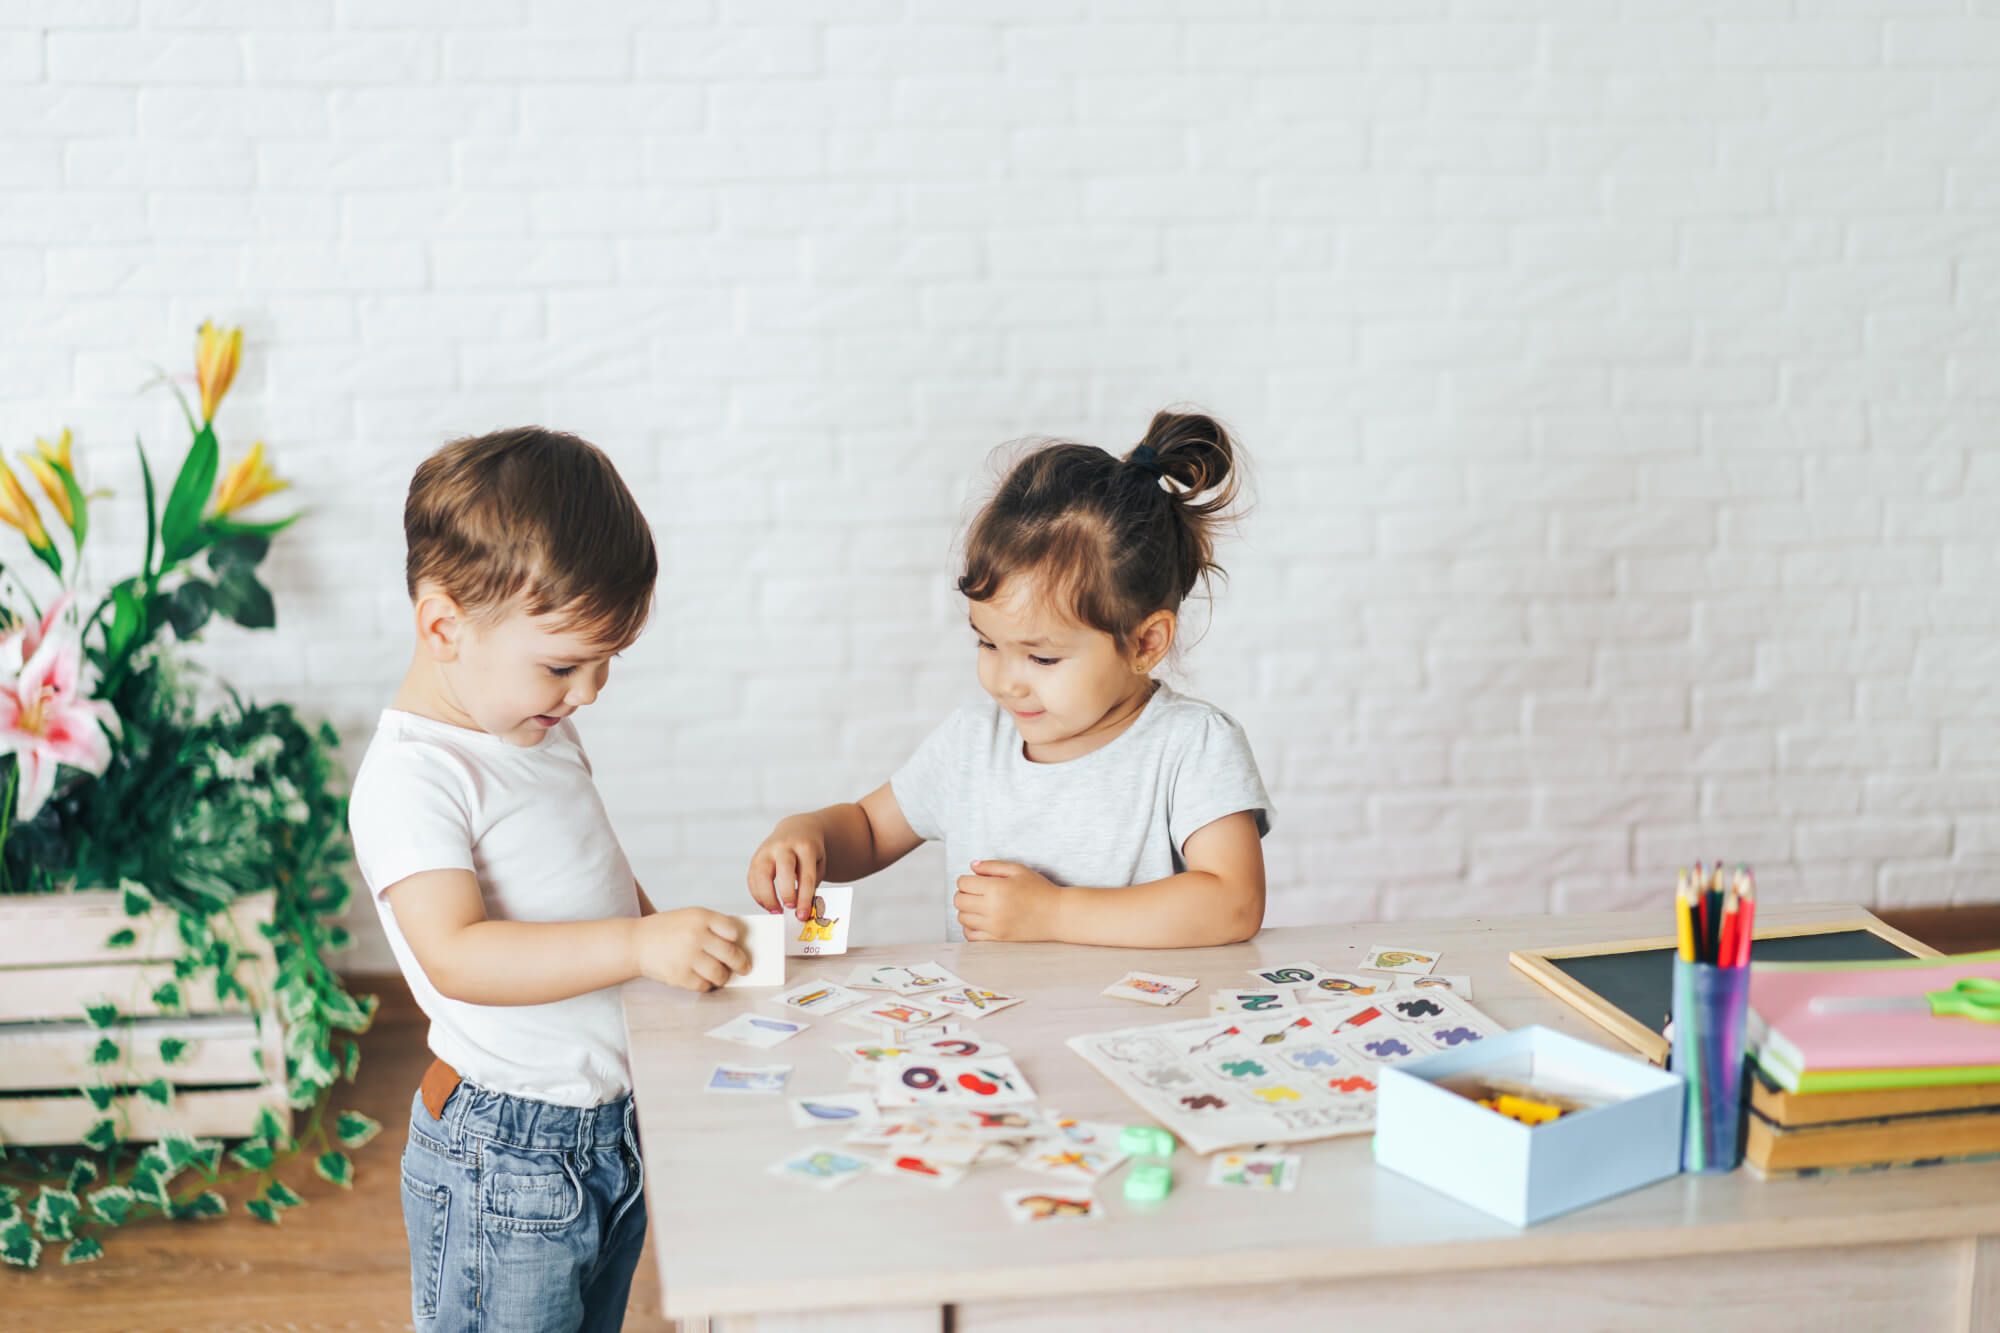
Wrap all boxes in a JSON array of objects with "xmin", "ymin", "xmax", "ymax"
[
  {"xmin": 1124, "ymin": 1162, "xmax": 1173, "ymax": 1203},
  {"xmin": 1119, "ymin": 1125, "xmax": 1176, "ymax": 1159}
]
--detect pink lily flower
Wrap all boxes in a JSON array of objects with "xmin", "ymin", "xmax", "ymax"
[
  {"xmin": 0, "ymin": 592, "xmax": 70, "ymax": 677},
  {"xmin": 0, "ymin": 613, "xmax": 116, "ymax": 820}
]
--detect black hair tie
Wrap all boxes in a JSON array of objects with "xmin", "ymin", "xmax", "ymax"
[{"xmin": 1128, "ymin": 444, "xmax": 1167, "ymax": 480}]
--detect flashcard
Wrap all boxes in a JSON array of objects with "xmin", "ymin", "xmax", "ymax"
[
  {"xmin": 1296, "ymin": 972, "xmax": 1394, "ymax": 1000},
  {"xmin": 705, "ymin": 1012, "xmax": 806, "ymax": 1049},
  {"xmin": 891, "ymin": 962, "xmax": 965, "ymax": 995},
  {"xmin": 1364, "ymin": 945, "xmax": 1439, "ymax": 975},
  {"xmin": 1246, "ymin": 960, "xmax": 1331, "ymax": 987},
  {"xmin": 721, "ymin": 913, "xmax": 786, "ymax": 988},
  {"xmin": 787, "ymin": 884, "xmax": 853, "ymax": 957},
  {"xmin": 1003, "ymin": 1188, "xmax": 1103, "ymax": 1223},
  {"xmin": 1208, "ymin": 988, "xmax": 1300, "ymax": 1016},
  {"xmin": 928, "ymin": 1106, "xmax": 1050, "ymax": 1141},
  {"xmin": 877, "ymin": 1154, "xmax": 968, "ymax": 1187},
  {"xmin": 702, "ymin": 1063, "xmax": 790, "ymax": 1094},
  {"xmin": 788, "ymin": 1093, "xmax": 881, "ymax": 1129},
  {"xmin": 847, "ymin": 996, "xmax": 952, "ymax": 1030},
  {"xmin": 1102, "ymin": 971, "xmax": 1199, "ymax": 1006},
  {"xmin": 914, "ymin": 1135, "xmax": 986, "ymax": 1167},
  {"xmin": 1409, "ymin": 973, "xmax": 1474, "ymax": 999},
  {"xmin": 1207, "ymin": 1151, "xmax": 1302, "ymax": 1191},
  {"xmin": 769, "ymin": 1147, "xmax": 872, "ymax": 1191},
  {"xmin": 846, "ymin": 963, "xmax": 914, "ymax": 991},
  {"xmin": 875, "ymin": 1055, "xmax": 1037, "ymax": 1108},
  {"xmin": 929, "ymin": 985, "xmax": 1024, "ymax": 1020},
  {"xmin": 844, "ymin": 1118, "xmax": 929, "ymax": 1149},
  {"xmin": 771, "ymin": 980, "xmax": 866, "ymax": 1016},
  {"xmin": 916, "ymin": 1031, "xmax": 1011, "ymax": 1060}
]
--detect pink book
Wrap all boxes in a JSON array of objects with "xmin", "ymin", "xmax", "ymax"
[{"xmin": 1748, "ymin": 950, "xmax": 2000, "ymax": 1077}]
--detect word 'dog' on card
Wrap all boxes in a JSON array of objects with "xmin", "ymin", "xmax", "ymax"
[
  {"xmin": 786, "ymin": 884, "xmax": 853, "ymax": 957},
  {"xmin": 721, "ymin": 913, "xmax": 786, "ymax": 988}
]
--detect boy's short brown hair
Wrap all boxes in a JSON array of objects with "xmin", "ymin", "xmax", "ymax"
[{"xmin": 404, "ymin": 427, "xmax": 657, "ymax": 648}]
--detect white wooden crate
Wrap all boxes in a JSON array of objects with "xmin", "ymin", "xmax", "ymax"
[{"xmin": 0, "ymin": 889, "xmax": 290, "ymax": 1147}]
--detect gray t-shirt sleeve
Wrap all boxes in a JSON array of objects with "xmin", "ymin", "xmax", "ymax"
[
  {"xmin": 889, "ymin": 705, "xmax": 973, "ymax": 843},
  {"xmin": 1167, "ymin": 707, "xmax": 1274, "ymax": 855}
]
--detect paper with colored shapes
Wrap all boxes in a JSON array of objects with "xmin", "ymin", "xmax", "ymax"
[
  {"xmin": 1067, "ymin": 989, "xmax": 1507, "ymax": 1154},
  {"xmin": 1103, "ymin": 971, "xmax": 1199, "ymax": 1006},
  {"xmin": 705, "ymin": 1012, "xmax": 806, "ymax": 1049},
  {"xmin": 1246, "ymin": 960, "xmax": 1332, "ymax": 987},
  {"xmin": 786, "ymin": 884, "xmax": 852, "ymax": 957},
  {"xmin": 1208, "ymin": 987, "xmax": 1302, "ymax": 1016},
  {"xmin": 720, "ymin": 913, "xmax": 786, "ymax": 988},
  {"xmin": 702, "ymin": 1063, "xmax": 791, "ymax": 1094},
  {"xmin": 928, "ymin": 985, "xmax": 1024, "ymax": 1020},
  {"xmin": 1296, "ymin": 971, "xmax": 1396, "ymax": 1001},
  {"xmin": 787, "ymin": 1092, "xmax": 881, "ymax": 1130},
  {"xmin": 1364, "ymin": 945, "xmax": 1440, "ymax": 975},
  {"xmin": 1002, "ymin": 1187, "xmax": 1103, "ymax": 1223},
  {"xmin": 769, "ymin": 1147, "xmax": 872, "ymax": 1190},
  {"xmin": 875, "ymin": 1055, "xmax": 1037, "ymax": 1108},
  {"xmin": 770, "ymin": 979, "xmax": 866, "ymax": 1016},
  {"xmin": 1207, "ymin": 1150, "xmax": 1302, "ymax": 1191}
]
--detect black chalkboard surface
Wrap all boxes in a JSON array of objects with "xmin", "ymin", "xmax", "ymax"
[
  {"xmin": 1546, "ymin": 929, "xmax": 1920, "ymax": 1038},
  {"xmin": 1509, "ymin": 920, "xmax": 1935, "ymax": 1062}
]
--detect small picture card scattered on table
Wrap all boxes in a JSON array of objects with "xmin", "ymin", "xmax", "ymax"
[
  {"xmin": 786, "ymin": 884, "xmax": 853, "ymax": 958},
  {"xmin": 705, "ymin": 1012, "xmax": 806, "ymax": 1049},
  {"xmin": 929, "ymin": 985, "xmax": 1024, "ymax": 1020},
  {"xmin": 891, "ymin": 962, "xmax": 966, "ymax": 995},
  {"xmin": 1364, "ymin": 945, "xmax": 1440, "ymax": 976},
  {"xmin": 1207, "ymin": 1150, "xmax": 1302, "ymax": 1191},
  {"xmin": 1208, "ymin": 987, "xmax": 1301, "ymax": 1016},
  {"xmin": 1017, "ymin": 1139, "xmax": 1126, "ymax": 1182},
  {"xmin": 878, "ymin": 1154, "xmax": 968, "ymax": 1187},
  {"xmin": 769, "ymin": 1147, "xmax": 872, "ymax": 1190},
  {"xmin": 1245, "ymin": 960, "xmax": 1331, "ymax": 987},
  {"xmin": 847, "ymin": 996, "xmax": 952, "ymax": 1031},
  {"xmin": 846, "ymin": 963, "xmax": 913, "ymax": 991},
  {"xmin": 1103, "ymin": 971, "xmax": 1199, "ymax": 1007},
  {"xmin": 771, "ymin": 980, "xmax": 866, "ymax": 1016},
  {"xmin": 1002, "ymin": 1187, "xmax": 1103, "ymax": 1223},
  {"xmin": 1295, "ymin": 972, "xmax": 1394, "ymax": 1000},
  {"xmin": 721, "ymin": 913, "xmax": 786, "ymax": 988},
  {"xmin": 1409, "ymin": 973, "xmax": 1473, "ymax": 999},
  {"xmin": 703, "ymin": 1063, "xmax": 791, "ymax": 1094},
  {"xmin": 788, "ymin": 1092, "xmax": 881, "ymax": 1130},
  {"xmin": 875, "ymin": 1055, "xmax": 1037, "ymax": 1108}
]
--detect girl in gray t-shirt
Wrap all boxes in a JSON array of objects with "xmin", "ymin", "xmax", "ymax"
[{"xmin": 747, "ymin": 410, "xmax": 1272, "ymax": 948}]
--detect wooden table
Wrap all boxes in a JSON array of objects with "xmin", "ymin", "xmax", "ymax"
[{"xmin": 624, "ymin": 903, "xmax": 2000, "ymax": 1333}]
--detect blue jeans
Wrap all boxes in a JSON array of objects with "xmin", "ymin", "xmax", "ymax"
[{"xmin": 400, "ymin": 1081, "xmax": 648, "ymax": 1333}]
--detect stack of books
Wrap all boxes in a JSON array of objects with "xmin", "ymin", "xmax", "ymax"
[{"xmin": 1744, "ymin": 951, "xmax": 2000, "ymax": 1177}]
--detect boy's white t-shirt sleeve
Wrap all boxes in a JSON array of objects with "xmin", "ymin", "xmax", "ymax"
[
  {"xmin": 1167, "ymin": 708, "xmax": 1274, "ymax": 855},
  {"xmin": 350, "ymin": 747, "xmax": 477, "ymax": 900},
  {"xmin": 889, "ymin": 707, "xmax": 972, "ymax": 843}
]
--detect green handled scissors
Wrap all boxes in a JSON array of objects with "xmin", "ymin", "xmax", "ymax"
[{"xmin": 1810, "ymin": 978, "xmax": 2000, "ymax": 1022}]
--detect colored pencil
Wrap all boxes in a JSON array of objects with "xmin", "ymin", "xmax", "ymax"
[
  {"xmin": 1716, "ymin": 886, "xmax": 1740, "ymax": 971},
  {"xmin": 1734, "ymin": 869, "xmax": 1756, "ymax": 968},
  {"xmin": 1675, "ymin": 869, "xmax": 1695, "ymax": 963}
]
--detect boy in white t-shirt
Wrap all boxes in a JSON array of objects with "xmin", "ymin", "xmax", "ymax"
[{"xmin": 348, "ymin": 427, "xmax": 749, "ymax": 1333}]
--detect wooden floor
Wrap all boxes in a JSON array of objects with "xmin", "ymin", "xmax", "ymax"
[{"xmin": 5, "ymin": 905, "xmax": 1995, "ymax": 1331}]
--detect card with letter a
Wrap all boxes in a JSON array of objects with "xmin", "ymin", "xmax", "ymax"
[{"xmin": 786, "ymin": 884, "xmax": 853, "ymax": 957}]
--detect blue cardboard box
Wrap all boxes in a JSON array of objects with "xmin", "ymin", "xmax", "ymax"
[{"xmin": 1372, "ymin": 1025, "xmax": 1684, "ymax": 1227}]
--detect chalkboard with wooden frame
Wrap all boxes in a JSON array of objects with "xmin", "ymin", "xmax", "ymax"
[{"xmin": 1508, "ymin": 917, "xmax": 1941, "ymax": 1066}]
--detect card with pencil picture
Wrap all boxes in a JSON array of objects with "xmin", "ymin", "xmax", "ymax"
[{"xmin": 786, "ymin": 884, "xmax": 853, "ymax": 957}]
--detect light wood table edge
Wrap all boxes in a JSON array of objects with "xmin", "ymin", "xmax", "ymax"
[{"xmin": 663, "ymin": 1203, "xmax": 2000, "ymax": 1318}]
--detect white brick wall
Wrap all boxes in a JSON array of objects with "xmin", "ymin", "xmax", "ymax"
[{"xmin": 3, "ymin": 3, "xmax": 1997, "ymax": 974}]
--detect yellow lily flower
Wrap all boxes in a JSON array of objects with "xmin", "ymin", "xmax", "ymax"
[
  {"xmin": 20, "ymin": 452, "xmax": 72, "ymax": 528},
  {"xmin": 0, "ymin": 459, "xmax": 51, "ymax": 551},
  {"xmin": 34, "ymin": 428, "xmax": 72, "ymax": 471},
  {"xmin": 196, "ymin": 320, "xmax": 242, "ymax": 423},
  {"xmin": 212, "ymin": 442, "xmax": 289, "ymax": 517}
]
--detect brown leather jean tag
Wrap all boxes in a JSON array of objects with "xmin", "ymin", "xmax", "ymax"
[{"xmin": 420, "ymin": 1057, "xmax": 461, "ymax": 1121}]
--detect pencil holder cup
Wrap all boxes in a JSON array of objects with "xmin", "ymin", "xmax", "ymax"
[{"xmin": 1669, "ymin": 957, "xmax": 1750, "ymax": 1173}]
